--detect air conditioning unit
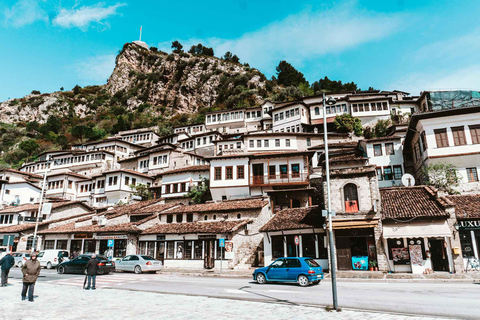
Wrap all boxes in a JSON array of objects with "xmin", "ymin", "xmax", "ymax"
[{"xmin": 99, "ymin": 218, "xmax": 107, "ymax": 226}]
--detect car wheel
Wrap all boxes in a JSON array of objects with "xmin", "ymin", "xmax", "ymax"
[
  {"xmin": 46, "ymin": 262, "xmax": 53, "ymax": 269},
  {"xmin": 134, "ymin": 265, "xmax": 142, "ymax": 274},
  {"xmin": 97, "ymin": 269, "xmax": 104, "ymax": 275},
  {"xmin": 17, "ymin": 261, "xmax": 23, "ymax": 268},
  {"xmin": 57, "ymin": 266, "xmax": 65, "ymax": 274},
  {"xmin": 256, "ymin": 273, "xmax": 267, "ymax": 284},
  {"xmin": 298, "ymin": 275, "xmax": 310, "ymax": 287}
]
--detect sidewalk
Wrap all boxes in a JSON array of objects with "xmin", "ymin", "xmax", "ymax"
[
  {"xmin": 161, "ymin": 267, "xmax": 480, "ymax": 282},
  {"xmin": 0, "ymin": 280, "xmax": 457, "ymax": 320}
]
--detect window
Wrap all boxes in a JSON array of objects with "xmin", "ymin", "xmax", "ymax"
[
  {"xmin": 279, "ymin": 112, "xmax": 284, "ymax": 120},
  {"xmin": 125, "ymin": 177, "xmax": 130, "ymax": 186},
  {"xmin": 393, "ymin": 165, "xmax": 403, "ymax": 180},
  {"xmin": 181, "ymin": 183, "xmax": 186, "ymax": 192},
  {"xmin": 291, "ymin": 164, "xmax": 300, "ymax": 178},
  {"xmin": 237, "ymin": 165, "xmax": 245, "ymax": 179},
  {"xmin": 285, "ymin": 111, "xmax": 290, "ymax": 118},
  {"xmin": 108, "ymin": 177, "xmax": 113, "ymax": 186},
  {"xmin": 373, "ymin": 144, "xmax": 382, "ymax": 156},
  {"xmin": 275, "ymin": 139, "xmax": 280, "ymax": 147},
  {"xmin": 385, "ymin": 143, "xmax": 394, "ymax": 155},
  {"xmin": 306, "ymin": 138, "xmax": 311, "ymax": 147},
  {"xmin": 236, "ymin": 142, "xmax": 241, "ymax": 149},
  {"xmin": 187, "ymin": 214, "xmax": 193, "ymax": 222},
  {"xmin": 451, "ymin": 126, "xmax": 467, "ymax": 146},
  {"xmin": 176, "ymin": 214, "xmax": 183, "ymax": 223},
  {"xmin": 214, "ymin": 167, "xmax": 222, "ymax": 180},
  {"xmin": 113, "ymin": 176, "xmax": 118, "ymax": 185},
  {"xmin": 132, "ymin": 178, "xmax": 136, "ymax": 185},
  {"xmin": 384, "ymin": 166, "xmax": 393, "ymax": 180},
  {"xmin": 467, "ymin": 168, "xmax": 479, "ymax": 182},
  {"xmin": 280, "ymin": 165, "xmax": 288, "ymax": 178},
  {"xmin": 274, "ymin": 114, "xmax": 279, "ymax": 121},
  {"xmin": 257, "ymin": 140, "xmax": 261, "ymax": 147},
  {"xmin": 376, "ymin": 167, "xmax": 383, "ymax": 181},
  {"xmin": 315, "ymin": 107, "xmax": 320, "ymax": 115},
  {"xmin": 434, "ymin": 128, "xmax": 449, "ymax": 148},
  {"xmin": 173, "ymin": 184, "xmax": 178, "ymax": 193},
  {"xmin": 225, "ymin": 167, "xmax": 233, "ymax": 180},
  {"xmin": 271, "ymin": 236, "xmax": 284, "ymax": 258},
  {"xmin": 264, "ymin": 140, "xmax": 269, "ymax": 147},
  {"xmin": 286, "ymin": 258, "xmax": 301, "ymax": 268},
  {"xmin": 249, "ymin": 140, "xmax": 254, "ymax": 148},
  {"xmin": 269, "ymin": 165, "xmax": 276, "ymax": 179},
  {"xmin": 286, "ymin": 139, "xmax": 290, "ymax": 147},
  {"xmin": 167, "ymin": 215, "xmax": 173, "ymax": 223},
  {"xmin": 470, "ymin": 125, "xmax": 480, "ymax": 144},
  {"xmin": 344, "ymin": 184, "xmax": 359, "ymax": 213},
  {"xmin": 421, "ymin": 131, "xmax": 427, "ymax": 151}
]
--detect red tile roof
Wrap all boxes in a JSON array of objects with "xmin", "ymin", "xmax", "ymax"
[
  {"xmin": 156, "ymin": 165, "xmax": 209, "ymax": 176},
  {"xmin": 166, "ymin": 199, "xmax": 268, "ymax": 214},
  {"xmin": 0, "ymin": 169, "xmax": 42, "ymax": 179},
  {"xmin": 259, "ymin": 206, "xmax": 323, "ymax": 232},
  {"xmin": 0, "ymin": 201, "xmax": 93, "ymax": 214},
  {"xmin": 142, "ymin": 219, "xmax": 251, "ymax": 235},
  {"xmin": 104, "ymin": 199, "xmax": 163, "ymax": 219},
  {"xmin": 381, "ymin": 186, "xmax": 452, "ymax": 220},
  {"xmin": 103, "ymin": 169, "xmax": 153, "ymax": 179},
  {"xmin": 134, "ymin": 203, "xmax": 179, "ymax": 215},
  {"xmin": 445, "ymin": 194, "xmax": 480, "ymax": 219},
  {"xmin": 38, "ymin": 222, "xmax": 141, "ymax": 234}
]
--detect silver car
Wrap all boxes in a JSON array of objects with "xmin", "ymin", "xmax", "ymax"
[
  {"xmin": 12, "ymin": 252, "xmax": 30, "ymax": 267},
  {"xmin": 115, "ymin": 255, "xmax": 163, "ymax": 274}
]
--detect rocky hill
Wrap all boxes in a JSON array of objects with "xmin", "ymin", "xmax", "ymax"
[{"xmin": 0, "ymin": 42, "xmax": 272, "ymax": 125}]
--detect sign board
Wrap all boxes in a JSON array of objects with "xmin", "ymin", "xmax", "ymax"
[
  {"xmin": 457, "ymin": 220, "xmax": 480, "ymax": 230},
  {"xmin": 95, "ymin": 235, "xmax": 127, "ymax": 240},
  {"xmin": 42, "ymin": 203, "xmax": 53, "ymax": 216},
  {"xmin": 322, "ymin": 210, "xmax": 336, "ymax": 217},
  {"xmin": 2, "ymin": 235, "xmax": 14, "ymax": 246},
  {"xmin": 409, "ymin": 245, "xmax": 423, "ymax": 265},
  {"xmin": 24, "ymin": 217, "xmax": 42, "ymax": 222},
  {"xmin": 225, "ymin": 241, "xmax": 234, "ymax": 259},
  {"xmin": 219, "ymin": 238, "xmax": 225, "ymax": 248},
  {"xmin": 107, "ymin": 239, "xmax": 115, "ymax": 247},
  {"xmin": 198, "ymin": 235, "xmax": 216, "ymax": 240},
  {"xmin": 156, "ymin": 235, "xmax": 165, "ymax": 241},
  {"xmin": 294, "ymin": 236, "xmax": 299, "ymax": 246}
]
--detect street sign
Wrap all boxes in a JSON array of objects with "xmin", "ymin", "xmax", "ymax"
[
  {"xmin": 107, "ymin": 239, "xmax": 114, "ymax": 247},
  {"xmin": 219, "ymin": 238, "xmax": 225, "ymax": 248},
  {"xmin": 322, "ymin": 210, "xmax": 336, "ymax": 217},
  {"xmin": 42, "ymin": 203, "xmax": 53, "ymax": 216},
  {"xmin": 2, "ymin": 235, "xmax": 14, "ymax": 246},
  {"xmin": 294, "ymin": 236, "xmax": 299, "ymax": 246}
]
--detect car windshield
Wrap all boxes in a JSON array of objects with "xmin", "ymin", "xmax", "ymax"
[
  {"xmin": 305, "ymin": 259, "xmax": 320, "ymax": 267},
  {"xmin": 141, "ymin": 256, "xmax": 155, "ymax": 260}
]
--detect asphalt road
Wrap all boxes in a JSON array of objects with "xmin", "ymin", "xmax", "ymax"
[{"xmin": 7, "ymin": 268, "xmax": 480, "ymax": 319}]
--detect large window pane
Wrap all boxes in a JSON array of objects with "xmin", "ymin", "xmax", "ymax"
[{"xmin": 271, "ymin": 236, "xmax": 284, "ymax": 259}]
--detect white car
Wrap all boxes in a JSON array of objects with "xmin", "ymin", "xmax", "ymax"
[
  {"xmin": 37, "ymin": 250, "xmax": 69, "ymax": 269},
  {"xmin": 115, "ymin": 255, "xmax": 163, "ymax": 274},
  {"xmin": 12, "ymin": 252, "xmax": 31, "ymax": 267}
]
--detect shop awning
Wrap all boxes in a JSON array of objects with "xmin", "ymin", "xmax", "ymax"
[
  {"xmin": 383, "ymin": 220, "xmax": 452, "ymax": 239},
  {"xmin": 329, "ymin": 219, "xmax": 379, "ymax": 230}
]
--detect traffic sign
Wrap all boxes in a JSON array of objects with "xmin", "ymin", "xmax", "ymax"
[
  {"xmin": 107, "ymin": 239, "xmax": 114, "ymax": 247},
  {"xmin": 294, "ymin": 236, "xmax": 299, "ymax": 246},
  {"xmin": 219, "ymin": 238, "xmax": 225, "ymax": 248}
]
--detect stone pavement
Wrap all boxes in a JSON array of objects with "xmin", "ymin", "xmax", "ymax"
[{"xmin": 0, "ymin": 279, "xmax": 457, "ymax": 320}]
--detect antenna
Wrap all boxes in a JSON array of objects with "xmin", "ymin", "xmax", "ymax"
[{"xmin": 139, "ymin": 26, "xmax": 142, "ymax": 41}]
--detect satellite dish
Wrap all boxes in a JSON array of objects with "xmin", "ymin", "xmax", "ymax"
[{"xmin": 401, "ymin": 174, "xmax": 415, "ymax": 187}]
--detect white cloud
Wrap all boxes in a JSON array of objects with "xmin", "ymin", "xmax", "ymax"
[
  {"xmin": 2, "ymin": 0, "xmax": 48, "ymax": 27},
  {"xmin": 389, "ymin": 64, "xmax": 480, "ymax": 96},
  {"xmin": 52, "ymin": 2, "xmax": 126, "ymax": 30},
  {"xmin": 75, "ymin": 54, "xmax": 116, "ymax": 83},
  {"xmin": 159, "ymin": 2, "xmax": 403, "ymax": 75}
]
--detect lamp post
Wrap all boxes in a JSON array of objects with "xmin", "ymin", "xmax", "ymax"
[
  {"xmin": 322, "ymin": 92, "xmax": 338, "ymax": 310},
  {"xmin": 31, "ymin": 157, "xmax": 51, "ymax": 254}
]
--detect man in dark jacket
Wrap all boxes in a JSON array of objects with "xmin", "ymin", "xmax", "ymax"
[
  {"xmin": 0, "ymin": 252, "xmax": 15, "ymax": 287},
  {"xmin": 85, "ymin": 254, "xmax": 99, "ymax": 290},
  {"xmin": 21, "ymin": 253, "xmax": 41, "ymax": 302}
]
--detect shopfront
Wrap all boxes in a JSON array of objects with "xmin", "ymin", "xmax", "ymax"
[
  {"xmin": 96, "ymin": 235, "xmax": 128, "ymax": 258},
  {"xmin": 457, "ymin": 219, "xmax": 480, "ymax": 269},
  {"xmin": 334, "ymin": 228, "xmax": 377, "ymax": 271}
]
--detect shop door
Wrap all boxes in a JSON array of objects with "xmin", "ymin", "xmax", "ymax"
[
  {"xmin": 204, "ymin": 240, "xmax": 215, "ymax": 269},
  {"xmin": 336, "ymin": 237, "xmax": 352, "ymax": 270},
  {"xmin": 70, "ymin": 240, "xmax": 82, "ymax": 255},
  {"xmin": 252, "ymin": 164, "xmax": 264, "ymax": 185},
  {"xmin": 156, "ymin": 242, "xmax": 165, "ymax": 263},
  {"xmin": 430, "ymin": 239, "xmax": 448, "ymax": 272}
]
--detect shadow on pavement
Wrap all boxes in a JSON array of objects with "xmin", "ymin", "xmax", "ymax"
[{"xmin": 238, "ymin": 285, "xmax": 299, "ymax": 305}]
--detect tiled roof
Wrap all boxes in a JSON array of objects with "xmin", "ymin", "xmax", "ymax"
[
  {"xmin": 329, "ymin": 153, "xmax": 367, "ymax": 163},
  {"xmin": 103, "ymin": 169, "xmax": 153, "ymax": 179},
  {"xmin": 4, "ymin": 181, "xmax": 42, "ymax": 190},
  {"xmin": 38, "ymin": 222, "xmax": 141, "ymax": 234},
  {"xmin": 381, "ymin": 186, "xmax": 452, "ymax": 220},
  {"xmin": 134, "ymin": 203, "xmax": 179, "ymax": 215},
  {"xmin": 259, "ymin": 206, "xmax": 323, "ymax": 232},
  {"xmin": 363, "ymin": 136, "xmax": 402, "ymax": 142},
  {"xmin": 0, "ymin": 169, "xmax": 42, "ymax": 179},
  {"xmin": 0, "ymin": 201, "xmax": 92, "ymax": 214},
  {"xmin": 166, "ymin": 199, "xmax": 268, "ymax": 214},
  {"xmin": 445, "ymin": 194, "xmax": 480, "ymax": 219},
  {"xmin": 47, "ymin": 171, "xmax": 89, "ymax": 180},
  {"xmin": 208, "ymin": 150, "xmax": 314, "ymax": 160},
  {"xmin": 142, "ymin": 219, "xmax": 251, "ymax": 235},
  {"xmin": 156, "ymin": 165, "xmax": 209, "ymax": 176},
  {"xmin": 104, "ymin": 199, "xmax": 163, "ymax": 219}
]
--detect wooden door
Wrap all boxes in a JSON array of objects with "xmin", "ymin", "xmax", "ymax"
[
  {"xmin": 204, "ymin": 240, "xmax": 215, "ymax": 269},
  {"xmin": 336, "ymin": 237, "xmax": 352, "ymax": 270},
  {"xmin": 252, "ymin": 164, "xmax": 264, "ymax": 184}
]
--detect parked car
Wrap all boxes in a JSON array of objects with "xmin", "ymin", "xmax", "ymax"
[
  {"xmin": 57, "ymin": 254, "xmax": 115, "ymax": 275},
  {"xmin": 115, "ymin": 255, "xmax": 163, "ymax": 274},
  {"xmin": 37, "ymin": 250, "xmax": 69, "ymax": 269},
  {"xmin": 252, "ymin": 257, "xmax": 324, "ymax": 287},
  {"xmin": 12, "ymin": 252, "xmax": 30, "ymax": 267}
]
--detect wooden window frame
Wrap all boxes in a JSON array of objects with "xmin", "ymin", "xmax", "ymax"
[
  {"xmin": 451, "ymin": 126, "xmax": 467, "ymax": 146},
  {"xmin": 214, "ymin": 167, "xmax": 222, "ymax": 180},
  {"xmin": 467, "ymin": 168, "xmax": 479, "ymax": 182},
  {"xmin": 373, "ymin": 144, "xmax": 382, "ymax": 156},
  {"xmin": 434, "ymin": 128, "xmax": 449, "ymax": 148},
  {"xmin": 470, "ymin": 125, "xmax": 480, "ymax": 144},
  {"xmin": 225, "ymin": 166, "xmax": 233, "ymax": 180},
  {"xmin": 237, "ymin": 165, "xmax": 245, "ymax": 179}
]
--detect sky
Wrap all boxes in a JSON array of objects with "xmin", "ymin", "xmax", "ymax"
[{"xmin": 1, "ymin": 0, "xmax": 480, "ymax": 101}]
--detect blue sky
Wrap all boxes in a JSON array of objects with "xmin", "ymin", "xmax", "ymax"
[{"xmin": 1, "ymin": 0, "xmax": 480, "ymax": 101}]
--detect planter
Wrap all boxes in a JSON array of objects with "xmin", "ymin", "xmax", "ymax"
[
  {"xmin": 369, "ymin": 267, "xmax": 374, "ymax": 271},
  {"xmin": 374, "ymin": 267, "xmax": 378, "ymax": 271}
]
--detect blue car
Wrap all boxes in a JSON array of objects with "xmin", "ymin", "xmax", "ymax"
[{"xmin": 253, "ymin": 257, "xmax": 324, "ymax": 287}]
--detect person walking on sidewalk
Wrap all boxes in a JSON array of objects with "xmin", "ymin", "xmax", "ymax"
[
  {"xmin": 21, "ymin": 253, "xmax": 41, "ymax": 302},
  {"xmin": 0, "ymin": 252, "xmax": 15, "ymax": 287},
  {"xmin": 85, "ymin": 254, "xmax": 99, "ymax": 290}
]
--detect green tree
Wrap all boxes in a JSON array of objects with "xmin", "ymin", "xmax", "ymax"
[
  {"xmin": 171, "ymin": 41, "xmax": 183, "ymax": 53},
  {"xmin": 18, "ymin": 139, "xmax": 39, "ymax": 156},
  {"xmin": 298, "ymin": 82, "xmax": 314, "ymax": 97},
  {"xmin": 73, "ymin": 85, "xmax": 82, "ymax": 95},
  {"xmin": 333, "ymin": 114, "xmax": 363, "ymax": 136},
  {"xmin": 373, "ymin": 119, "xmax": 391, "ymax": 138},
  {"xmin": 423, "ymin": 163, "xmax": 460, "ymax": 194},
  {"xmin": 311, "ymin": 76, "xmax": 358, "ymax": 93},
  {"xmin": 187, "ymin": 178, "xmax": 211, "ymax": 204},
  {"xmin": 276, "ymin": 61, "xmax": 307, "ymax": 87},
  {"xmin": 55, "ymin": 135, "xmax": 69, "ymax": 149},
  {"xmin": 60, "ymin": 87, "xmax": 64, "ymax": 91},
  {"xmin": 189, "ymin": 43, "xmax": 214, "ymax": 56},
  {"xmin": 70, "ymin": 125, "xmax": 91, "ymax": 142},
  {"xmin": 223, "ymin": 51, "xmax": 240, "ymax": 63},
  {"xmin": 130, "ymin": 183, "xmax": 153, "ymax": 200}
]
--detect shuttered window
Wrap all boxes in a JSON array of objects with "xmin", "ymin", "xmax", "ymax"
[
  {"xmin": 470, "ymin": 125, "xmax": 480, "ymax": 144},
  {"xmin": 434, "ymin": 129, "xmax": 449, "ymax": 148},
  {"xmin": 451, "ymin": 126, "xmax": 466, "ymax": 146},
  {"xmin": 467, "ymin": 168, "xmax": 478, "ymax": 182}
]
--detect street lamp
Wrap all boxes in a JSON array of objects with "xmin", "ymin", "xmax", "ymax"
[
  {"xmin": 322, "ymin": 92, "xmax": 338, "ymax": 310},
  {"xmin": 31, "ymin": 156, "xmax": 51, "ymax": 253}
]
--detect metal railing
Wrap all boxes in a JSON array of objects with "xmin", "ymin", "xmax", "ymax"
[{"xmin": 249, "ymin": 172, "xmax": 308, "ymax": 186}]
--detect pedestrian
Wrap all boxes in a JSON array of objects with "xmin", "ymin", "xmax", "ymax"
[
  {"xmin": 73, "ymin": 250, "xmax": 79, "ymax": 259},
  {"xmin": 0, "ymin": 252, "xmax": 15, "ymax": 287},
  {"xmin": 85, "ymin": 254, "xmax": 99, "ymax": 290},
  {"xmin": 21, "ymin": 253, "xmax": 41, "ymax": 302}
]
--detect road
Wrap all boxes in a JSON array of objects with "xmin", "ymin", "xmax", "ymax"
[{"xmin": 7, "ymin": 268, "xmax": 480, "ymax": 319}]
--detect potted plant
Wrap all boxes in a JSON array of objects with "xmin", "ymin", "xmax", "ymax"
[{"xmin": 369, "ymin": 260, "xmax": 378, "ymax": 271}]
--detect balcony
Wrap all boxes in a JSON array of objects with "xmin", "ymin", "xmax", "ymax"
[{"xmin": 249, "ymin": 172, "xmax": 309, "ymax": 186}]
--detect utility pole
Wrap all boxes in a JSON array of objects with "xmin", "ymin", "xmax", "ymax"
[
  {"xmin": 323, "ymin": 92, "xmax": 338, "ymax": 310},
  {"xmin": 31, "ymin": 157, "xmax": 50, "ymax": 253}
]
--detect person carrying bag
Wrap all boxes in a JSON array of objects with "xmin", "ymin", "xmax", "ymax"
[{"xmin": 21, "ymin": 253, "xmax": 41, "ymax": 302}]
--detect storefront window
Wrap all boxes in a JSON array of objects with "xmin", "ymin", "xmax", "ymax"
[
  {"xmin": 176, "ymin": 241, "xmax": 184, "ymax": 259},
  {"xmin": 388, "ymin": 239, "xmax": 409, "ymax": 265},
  {"xmin": 271, "ymin": 236, "xmax": 284, "ymax": 259},
  {"xmin": 407, "ymin": 238, "xmax": 426, "ymax": 259},
  {"xmin": 302, "ymin": 235, "xmax": 317, "ymax": 258},
  {"xmin": 460, "ymin": 231, "xmax": 475, "ymax": 258},
  {"xmin": 147, "ymin": 242, "xmax": 155, "ymax": 257},
  {"xmin": 286, "ymin": 235, "xmax": 299, "ymax": 257},
  {"xmin": 166, "ymin": 242, "xmax": 175, "ymax": 259},
  {"xmin": 194, "ymin": 240, "xmax": 203, "ymax": 259},
  {"xmin": 184, "ymin": 241, "xmax": 192, "ymax": 260},
  {"xmin": 99, "ymin": 240, "xmax": 109, "ymax": 256},
  {"xmin": 216, "ymin": 240, "xmax": 225, "ymax": 259},
  {"xmin": 113, "ymin": 240, "xmax": 126, "ymax": 257},
  {"xmin": 44, "ymin": 240, "xmax": 55, "ymax": 250},
  {"xmin": 138, "ymin": 241, "xmax": 146, "ymax": 255},
  {"xmin": 56, "ymin": 240, "xmax": 67, "ymax": 250}
]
